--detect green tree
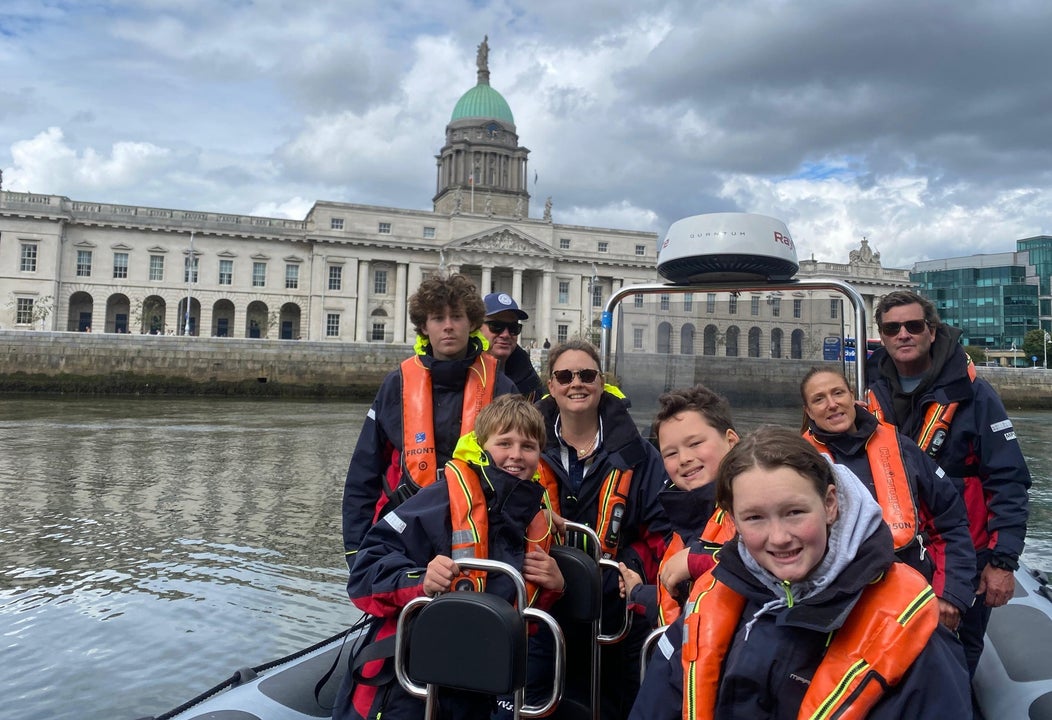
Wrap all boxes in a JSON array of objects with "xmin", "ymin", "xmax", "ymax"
[
  {"xmin": 963, "ymin": 344, "xmax": 987, "ymax": 366},
  {"xmin": 1022, "ymin": 328, "xmax": 1050, "ymax": 367}
]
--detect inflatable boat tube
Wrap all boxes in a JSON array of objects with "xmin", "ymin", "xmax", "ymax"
[{"xmin": 974, "ymin": 562, "xmax": 1052, "ymax": 720}]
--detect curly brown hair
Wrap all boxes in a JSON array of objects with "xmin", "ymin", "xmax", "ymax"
[{"xmin": 407, "ymin": 273, "xmax": 486, "ymax": 335}]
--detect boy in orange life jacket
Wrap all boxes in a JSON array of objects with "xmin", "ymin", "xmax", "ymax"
[
  {"xmin": 335, "ymin": 394, "xmax": 563, "ymax": 720},
  {"xmin": 630, "ymin": 427, "xmax": 970, "ymax": 720},
  {"xmin": 341, "ymin": 273, "xmax": 518, "ymax": 578},
  {"xmin": 617, "ymin": 384, "xmax": 739, "ymax": 627}
]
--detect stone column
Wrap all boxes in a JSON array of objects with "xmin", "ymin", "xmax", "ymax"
[
  {"xmin": 481, "ymin": 266, "xmax": 492, "ymax": 296},
  {"xmin": 394, "ymin": 262, "xmax": 407, "ymax": 343},
  {"xmin": 512, "ymin": 268, "xmax": 523, "ymax": 304},
  {"xmin": 356, "ymin": 260, "xmax": 370, "ymax": 343}
]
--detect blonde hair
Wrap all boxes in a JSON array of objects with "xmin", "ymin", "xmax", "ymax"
[{"xmin": 474, "ymin": 394, "xmax": 546, "ymax": 448}]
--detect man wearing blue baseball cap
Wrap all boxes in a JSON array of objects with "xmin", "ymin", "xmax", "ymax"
[{"xmin": 482, "ymin": 292, "xmax": 543, "ymax": 401}]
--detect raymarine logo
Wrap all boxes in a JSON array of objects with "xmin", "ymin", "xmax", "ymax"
[{"xmin": 773, "ymin": 231, "xmax": 795, "ymax": 250}]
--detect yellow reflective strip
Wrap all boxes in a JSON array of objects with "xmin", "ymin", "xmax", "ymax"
[
  {"xmin": 898, "ymin": 586, "xmax": 936, "ymax": 625},
  {"xmin": 448, "ymin": 463, "xmax": 481, "ymax": 543},
  {"xmin": 808, "ymin": 659, "xmax": 870, "ymax": 720}
]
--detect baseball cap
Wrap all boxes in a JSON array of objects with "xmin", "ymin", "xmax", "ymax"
[{"xmin": 483, "ymin": 292, "xmax": 529, "ymax": 319}]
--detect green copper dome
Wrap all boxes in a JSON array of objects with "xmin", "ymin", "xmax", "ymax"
[{"xmin": 451, "ymin": 84, "xmax": 514, "ymax": 124}]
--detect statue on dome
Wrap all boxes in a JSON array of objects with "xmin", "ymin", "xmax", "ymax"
[
  {"xmin": 476, "ymin": 35, "xmax": 489, "ymax": 73},
  {"xmin": 543, "ymin": 196, "xmax": 552, "ymax": 223}
]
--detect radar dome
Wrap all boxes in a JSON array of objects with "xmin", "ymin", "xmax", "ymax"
[{"xmin": 657, "ymin": 212, "xmax": 799, "ymax": 283}]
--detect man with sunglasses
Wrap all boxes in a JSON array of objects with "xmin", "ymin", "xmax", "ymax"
[
  {"xmin": 482, "ymin": 292, "xmax": 543, "ymax": 401},
  {"xmin": 866, "ymin": 290, "xmax": 1031, "ymax": 680}
]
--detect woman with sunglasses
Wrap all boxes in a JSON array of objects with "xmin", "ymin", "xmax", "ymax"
[
  {"xmin": 533, "ymin": 339, "xmax": 670, "ymax": 719},
  {"xmin": 799, "ymin": 367, "xmax": 975, "ymax": 632}
]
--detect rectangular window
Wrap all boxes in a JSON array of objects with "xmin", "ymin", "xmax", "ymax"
[
  {"xmin": 218, "ymin": 259, "xmax": 233, "ymax": 285},
  {"xmin": 635, "ymin": 244, "xmax": 646, "ymax": 256},
  {"xmin": 326, "ymin": 313, "xmax": 340, "ymax": 337},
  {"xmin": 378, "ymin": 222, "xmax": 391, "ymax": 234},
  {"xmin": 76, "ymin": 250, "xmax": 93, "ymax": 277},
  {"xmin": 184, "ymin": 256, "xmax": 199, "ymax": 283},
  {"xmin": 750, "ymin": 296, "xmax": 760, "ymax": 316},
  {"xmin": 660, "ymin": 294, "xmax": 670, "ymax": 311},
  {"xmin": 16, "ymin": 297, "xmax": 33, "ymax": 324},
  {"xmin": 20, "ymin": 243, "xmax": 37, "ymax": 272},
  {"xmin": 557, "ymin": 324, "xmax": 569, "ymax": 344},
  {"xmin": 592, "ymin": 284, "xmax": 603, "ymax": 308},
  {"xmin": 149, "ymin": 255, "xmax": 164, "ymax": 281},
  {"xmin": 598, "ymin": 241, "xmax": 609, "ymax": 253},
  {"xmin": 371, "ymin": 322, "xmax": 386, "ymax": 341},
  {"xmin": 330, "ymin": 217, "xmax": 344, "ymax": 230},
  {"xmin": 771, "ymin": 297, "xmax": 781, "ymax": 317},
  {"xmin": 285, "ymin": 264, "xmax": 299, "ymax": 289},
  {"xmin": 374, "ymin": 269, "xmax": 388, "ymax": 294},
  {"xmin": 423, "ymin": 226, "xmax": 436, "ymax": 239},
  {"xmin": 706, "ymin": 293, "xmax": 716, "ymax": 313},
  {"xmin": 558, "ymin": 280, "xmax": 570, "ymax": 304},
  {"xmin": 559, "ymin": 238, "xmax": 571, "ymax": 250},
  {"xmin": 729, "ymin": 295, "xmax": 738, "ymax": 314},
  {"xmin": 683, "ymin": 293, "xmax": 693, "ymax": 312},
  {"xmin": 252, "ymin": 262, "xmax": 266, "ymax": 287},
  {"xmin": 633, "ymin": 327, "xmax": 644, "ymax": 350},
  {"xmin": 113, "ymin": 252, "xmax": 129, "ymax": 279},
  {"xmin": 793, "ymin": 299, "xmax": 802, "ymax": 319},
  {"xmin": 830, "ymin": 299, "xmax": 839, "ymax": 319},
  {"xmin": 328, "ymin": 265, "xmax": 343, "ymax": 291},
  {"xmin": 634, "ymin": 293, "xmax": 644, "ymax": 308}
]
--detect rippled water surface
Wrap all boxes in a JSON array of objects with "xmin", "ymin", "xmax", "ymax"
[{"xmin": 0, "ymin": 397, "xmax": 1049, "ymax": 720}]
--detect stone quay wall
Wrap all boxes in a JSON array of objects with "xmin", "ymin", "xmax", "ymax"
[
  {"xmin": 2, "ymin": 330, "xmax": 1050, "ymax": 407},
  {"xmin": 0, "ymin": 330, "xmax": 409, "ymax": 397}
]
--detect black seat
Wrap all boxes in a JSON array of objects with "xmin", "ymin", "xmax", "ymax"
[
  {"xmin": 407, "ymin": 591, "xmax": 526, "ymax": 695},
  {"xmin": 548, "ymin": 545, "xmax": 603, "ymax": 720}
]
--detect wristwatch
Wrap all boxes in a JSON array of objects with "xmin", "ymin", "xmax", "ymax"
[{"xmin": 988, "ymin": 555, "xmax": 1018, "ymax": 572}]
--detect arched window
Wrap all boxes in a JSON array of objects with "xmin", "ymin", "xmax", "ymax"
[
  {"xmin": 748, "ymin": 327, "xmax": 761, "ymax": 357},
  {"xmin": 726, "ymin": 326, "xmax": 740, "ymax": 357},
  {"xmin": 657, "ymin": 322, "xmax": 672, "ymax": 354},
  {"xmin": 680, "ymin": 324, "xmax": 695, "ymax": 355},
  {"xmin": 791, "ymin": 329, "xmax": 805, "ymax": 359},
  {"xmin": 771, "ymin": 328, "xmax": 783, "ymax": 358},
  {"xmin": 703, "ymin": 324, "xmax": 718, "ymax": 356}
]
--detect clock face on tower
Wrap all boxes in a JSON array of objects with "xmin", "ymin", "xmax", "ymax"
[{"xmin": 485, "ymin": 122, "xmax": 500, "ymax": 138}]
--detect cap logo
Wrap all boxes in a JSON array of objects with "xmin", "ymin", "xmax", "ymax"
[{"xmin": 497, "ymin": 293, "xmax": 514, "ymax": 306}]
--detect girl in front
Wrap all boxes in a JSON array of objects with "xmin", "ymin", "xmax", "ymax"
[{"xmin": 631, "ymin": 426, "xmax": 969, "ymax": 719}]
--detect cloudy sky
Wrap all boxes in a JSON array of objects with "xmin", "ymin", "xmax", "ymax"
[{"xmin": 3, "ymin": 0, "xmax": 1051, "ymax": 268}]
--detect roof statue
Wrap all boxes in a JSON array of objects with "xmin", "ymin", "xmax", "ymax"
[
  {"xmin": 477, "ymin": 35, "xmax": 489, "ymax": 73},
  {"xmin": 849, "ymin": 236, "xmax": 881, "ymax": 266}
]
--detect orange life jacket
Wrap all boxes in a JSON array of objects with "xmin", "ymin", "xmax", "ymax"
[
  {"xmin": 656, "ymin": 508, "xmax": 737, "ymax": 625},
  {"xmin": 535, "ymin": 460, "xmax": 633, "ymax": 559},
  {"xmin": 396, "ymin": 352, "xmax": 498, "ymax": 492},
  {"xmin": 445, "ymin": 458, "xmax": 553, "ymax": 607},
  {"xmin": 803, "ymin": 423, "xmax": 921, "ymax": 552},
  {"xmin": 866, "ymin": 360, "xmax": 976, "ymax": 460},
  {"xmin": 681, "ymin": 563, "xmax": 938, "ymax": 720}
]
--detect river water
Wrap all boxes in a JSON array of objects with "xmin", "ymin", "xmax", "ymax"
[{"xmin": 1, "ymin": 396, "xmax": 1050, "ymax": 720}]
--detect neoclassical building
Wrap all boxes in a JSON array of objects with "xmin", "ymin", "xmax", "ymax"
[{"xmin": 0, "ymin": 39, "xmax": 913, "ymax": 357}]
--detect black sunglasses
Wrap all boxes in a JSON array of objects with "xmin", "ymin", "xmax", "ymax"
[
  {"xmin": 550, "ymin": 369, "xmax": 601, "ymax": 385},
  {"xmin": 879, "ymin": 320, "xmax": 930, "ymax": 336},
  {"xmin": 485, "ymin": 320, "xmax": 522, "ymax": 336}
]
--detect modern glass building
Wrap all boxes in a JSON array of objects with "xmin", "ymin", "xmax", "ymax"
[
  {"xmin": 1017, "ymin": 235, "xmax": 1052, "ymax": 325},
  {"xmin": 911, "ymin": 251, "xmax": 1040, "ymax": 351}
]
